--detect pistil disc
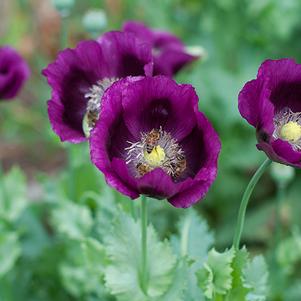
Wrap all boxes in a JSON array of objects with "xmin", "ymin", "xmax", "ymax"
[
  {"xmin": 125, "ymin": 127, "xmax": 187, "ymax": 179},
  {"xmin": 273, "ymin": 107, "xmax": 301, "ymax": 150}
]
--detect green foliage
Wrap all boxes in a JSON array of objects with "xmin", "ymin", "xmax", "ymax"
[
  {"xmin": 0, "ymin": 229, "xmax": 21, "ymax": 277},
  {"xmin": 197, "ymin": 247, "xmax": 235, "ymax": 299},
  {"xmin": 159, "ymin": 259, "xmax": 188, "ymax": 301},
  {"xmin": 226, "ymin": 248, "xmax": 249, "ymax": 300},
  {"xmin": 276, "ymin": 229, "xmax": 301, "ymax": 275},
  {"xmin": 196, "ymin": 248, "xmax": 269, "ymax": 301},
  {"xmin": 172, "ymin": 209, "xmax": 214, "ymax": 264},
  {"xmin": 0, "ymin": 167, "xmax": 27, "ymax": 222},
  {"xmin": 172, "ymin": 209, "xmax": 214, "ymax": 301},
  {"xmin": 104, "ymin": 212, "xmax": 176, "ymax": 301},
  {"xmin": 2, "ymin": 0, "xmax": 301, "ymax": 300},
  {"xmin": 51, "ymin": 200, "xmax": 93, "ymax": 239},
  {"xmin": 243, "ymin": 256, "xmax": 269, "ymax": 301},
  {"xmin": 60, "ymin": 238, "xmax": 109, "ymax": 298}
]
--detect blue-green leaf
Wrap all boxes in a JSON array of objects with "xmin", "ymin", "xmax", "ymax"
[{"xmin": 104, "ymin": 212, "xmax": 176, "ymax": 301}]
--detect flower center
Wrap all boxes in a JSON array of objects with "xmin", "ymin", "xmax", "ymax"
[
  {"xmin": 125, "ymin": 127, "xmax": 186, "ymax": 179},
  {"xmin": 144, "ymin": 145, "xmax": 166, "ymax": 166},
  {"xmin": 280, "ymin": 121, "xmax": 301, "ymax": 142},
  {"xmin": 82, "ymin": 77, "xmax": 118, "ymax": 137},
  {"xmin": 273, "ymin": 107, "xmax": 301, "ymax": 150}
]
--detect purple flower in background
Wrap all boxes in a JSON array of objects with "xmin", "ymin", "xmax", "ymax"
[
  {"xmin": 123, "ymin": 21, "xmax": 199, "ymax": 77},
  {"xmin": 42, "ymin": 31, "xmax": 153, "ymax": 143},
  {"xmin": 0, "ymin": 46, "xmax": 30, "ymax": 100},
  {"xmin": 239, "ymin": 58, "xmax": 301, "ymax": 168},
  {"xmin": 90, "ymin": 76, "xmax": 220, "ymax": 208}
]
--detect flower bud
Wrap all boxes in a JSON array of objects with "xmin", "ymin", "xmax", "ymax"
[
  {"xmin": 52, "ymin": 0, "xmax": 74, "ymax": 17},
  {"xmin": 83, "ymin": 10, "xmax": 107, "ymax": 36},
  {"xmin": 270, "ymin": 162, "xmax": 295, "ymax": 187},
  {"xmin": 185, "ymin": 45, "xmax": 206, "ymax": 58}
]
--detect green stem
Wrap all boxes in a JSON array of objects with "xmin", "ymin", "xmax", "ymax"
[
  {"xmin": 180, "ymin": 210, "xmax": 192, "ymax": 257},
  {"xmin": 66, "ymin": 146, "xmax": 75, "ymax": 201},
  {"xmin": 140, "ymin": 195, "xmax": 148, "ymax": 294},
  {"xmin": 130, "ymin": 200, "xmax": 136, "ymax": 220},
  {"xmin": 233, "ymin": 158, "xmax": 272, "ymax": 249},
  {"xmin": 274, "ymin": 183, "xmax": 285, "ymax": 247},
  {"xmin": 0, "ymin": 162, "xmax": 7, "ymax": 206},
  {"xmin": 60, "ymin": 16, "xmax": 68, "ymax": 49}
]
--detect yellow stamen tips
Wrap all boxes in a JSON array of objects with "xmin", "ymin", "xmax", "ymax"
[
  {"xmin": 144, "ymin": 145, "xmax": 166, "ymax": 167},
  {"xmin": 280, "ymin": 121, "xmax": 301, "ymax": 142}
]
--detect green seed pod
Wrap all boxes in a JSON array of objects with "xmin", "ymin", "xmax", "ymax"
[
  {"xmin": 83, "ymin": 10, "xmax": 107, "ymax": 36},
  {"xmin": 271, "ymin": 162, "xmax": 295, "ymax": 187},
  {"xmin": 52, "ymin": 0, "xmax": 74, "ymax": 16}
]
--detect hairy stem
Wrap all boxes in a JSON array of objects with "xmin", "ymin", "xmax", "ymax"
[{"xmin": 233, "ymin": 158, "xmax": 272, "ymax": 249}]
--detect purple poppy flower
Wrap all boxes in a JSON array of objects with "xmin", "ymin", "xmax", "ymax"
[
  {"xmin": 0, "ymin": 46, "xmax": 30, "ymax": 100},
  {"xmin": 42, "ymin": 31, "xmax": 153, "ymax": 143},
  {"xmin": 123, "ymin": 21, "xmax": 199, "ymax": 77},
  {"xmin": 90, "ymin": 76, "xmax": 221, "ymax": 208},
  {"xmin": 239, "ymin": 58, "xmax": 301, "ymax": 167}
]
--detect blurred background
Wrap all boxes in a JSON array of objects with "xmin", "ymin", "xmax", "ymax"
[{"xmin": 1, "ymin": 0, "xmax": 301, "ymax": 300}]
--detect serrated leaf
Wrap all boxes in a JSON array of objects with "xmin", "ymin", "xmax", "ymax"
[
  {"xmin": 51, "ymin": 201, "xmax": 93, "ymax": 239},
  {"xmin": 104, "ymin": 212, "xmax": 176, "ymax": 301},
  {"xmin": 0, "ymin": 230, "xmax": 21, "ymax": 277},
  {"xmin": 159, "ymin": 259, "xmax": 187, "ymax": 301},
  {"xmin": 196, "ymin": 247, "xmax": 235, "ymax": 299},
  {"xmin": 171, "ymin": 209, "xmax": 212, "ymax": 301},
  {"xmin": 226, "ymin": 247, "xmax": 250, "ymax": 301},
  {"xmin": 60, "ymin": 238, "xmax": 108, "ymax": 298},
  {"xmin": 243, "ymin": 255, "xmax": 268, "ymax": 301},
  {"xmin": 0, "ymin": 167, "xmax": 27, "ymax": 222}
]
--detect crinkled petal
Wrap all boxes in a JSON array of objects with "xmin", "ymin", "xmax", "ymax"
[
  {"xmin": 257, "ymin": 140, "xmax": 301, "ymax": 167},
  {"xmin": 48, "ymin": 96, "xmax": 86, "ymax": 143},
  {"xmin": 238, "ymin": 75, "xmax": 274, "ymax": 129},
  {"xmin": 154, "ymin": 50, "xmax": 197, "ymax": 76},
  {"xmin": 272, "ymin": 139, "xmax": 301, "ymax": 165},
  {"xmin": 136, "ymin": 168, "xmax": 178, "ymax": 199},
  {"xmin": 169, "ymin": 112, "xmax": 221, "ymax": 208},
  {"xmin": 123, "ymin": 21, "xmax": 198, "ymax": 77},
  {"xmin": 90, "ymin": 78, "xmax": 143, "ymax": 196},
  {"xmin": 122, "ymin": 21, "xmax": 154, "ymax": 44},
  {"xmin": 97, "ymin": 31, "xmax": 153, "ymax": 77},
  {"xmin": 258, "ymin": 58, "xmax": 301, "ymax": 112},
  {"xmin": 122, "ymin": 76, "xmax": 198, "ymax": 141}
]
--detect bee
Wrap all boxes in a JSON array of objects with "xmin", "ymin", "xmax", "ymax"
[
  {"xmin": 173, "ymin": 154, "xmax": 187, "ymax": 179},
  {"xmin": 87, "ymin": 109, "xmax": 99, "ymax": 128},
  {"xmin": 145, "ymin": 129, "xmax": 161, "ymax": 153},
  {"xmin": 136, "ymin": 163, "xmax": 152, "ymax": 176}
]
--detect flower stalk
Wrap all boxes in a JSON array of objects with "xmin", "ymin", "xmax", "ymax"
[
  {"xmin": 140, "ymin": 195, "xmax": 148, "ymax": 294},
  {"xmin": 233, "ymin": 158, "xmax": 272, "ymax": 249}
]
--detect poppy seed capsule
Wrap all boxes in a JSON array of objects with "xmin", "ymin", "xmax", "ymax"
[{"xmin": 280, "ymin": 122, "xmax": 301, "ymax": 142}]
